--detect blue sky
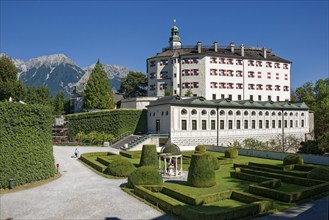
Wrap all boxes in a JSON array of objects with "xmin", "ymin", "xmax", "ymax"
[{"xmin": 1, "ymin": 0, "xmax": 328, "ymax": 89}]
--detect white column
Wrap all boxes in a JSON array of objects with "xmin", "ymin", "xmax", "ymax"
[{"xmin": 175, "ymin": 157, "xmax": 178, "ymax": 176}]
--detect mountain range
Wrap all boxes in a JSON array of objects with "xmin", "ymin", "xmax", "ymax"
[{"xmin": 0, "ymin": 53, "xmax": 132, "ymax": 97}]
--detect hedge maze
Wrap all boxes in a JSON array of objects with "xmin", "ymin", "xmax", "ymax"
[{"xmin": 79, "ymin": 148, "xmax": 329, "ymax": 220}]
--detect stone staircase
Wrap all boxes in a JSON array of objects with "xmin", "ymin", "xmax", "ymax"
[{"xmin": 110, "ymin": 135, "xmax": 142, "ymax": 149}]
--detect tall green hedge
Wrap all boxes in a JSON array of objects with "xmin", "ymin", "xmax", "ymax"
[
  {"xmin": 187, "ymin": 154, "xmax": 216, "ymax": 188},
  {"xmin": 66, "ymin": 109, "xmax": 147, "ymax": 140},
  {"xmin": 0, "ymin": 102, "xmax": 56, "ymax": 188},
  {"xmin": 140, "ymin": 144, "xmax": 158, "ymax": 167}
]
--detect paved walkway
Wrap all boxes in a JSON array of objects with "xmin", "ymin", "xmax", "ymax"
[{"xmin": 0, "ymin": 146, "xmax": 170, "ymax": 220}]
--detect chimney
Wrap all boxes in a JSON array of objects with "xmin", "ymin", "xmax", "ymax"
[
  {"xmin": 240, "ymin": 44, "xmax": 245, "ymax": 57},
  {"xmin": 263, "ymin": 47, "xmax": 267, "ymax": 59},
  {"xmin": 197, "ymin": 41, "xmax": 202, "ymax": 53},
  {"xmin": 230, "ymin": 41, "xmax": 235, "ymax": 53},
  {"xmin": 214, "ymin": 41, "xmax": 218, "ymax": 52}
]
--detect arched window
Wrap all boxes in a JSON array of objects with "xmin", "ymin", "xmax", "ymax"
[
  {"xmin": 220, "ymin": 110, "xmax": 225, "ymax": 115},
  {"xmin": 251, "ymin": 111, "xmax": 256, "ymax": 116},
  {"xmin": 278, "ymin": 112, "xmax": 282, "ymax": 116},
  {"xmin": 191, "ymin": 109, "xmax": 197, "ymax": 115},
  {"xmin": 272, "ymin": 112, "xmax": 276, "ymax": 116},
  {"xmin": 149, "ymin": 112, "xmax": 152, "ymax": 116},
  {"xmin": 201, "ymin": 110, "xmax": 207, "ymax": 115},
  {"xmin": 161, "ymin": 111, "xmax": 164, "ymax": 116},
  {"xmin": 284, "ymin": 112, "xmax": 288, "ymax": 116},
  {"xmin": 259, "ymin": 111, "xmax": 263, "ymax": 116},
  {"xmin": 181, "ymin": 109, "xmax": 187, "ymax": 115},
  {"xmin": 210, "ymin": 110, "xmax": 216, "ymax": 116},
  {"xmin": 265, "ymin": 111, "xmax": 269, "ymax": 116},
  {"xmin": 228, "ymin": 110, "xmax": 233, "ymax": 116},
  {"xmin": 301, "ymin": 113, "xmax": 305, "ymax": 117},
  {"xmin": 244, "ymin": 111, "xmax": 248, "ymax": 116},
  {"xmin": 236, "ymin": 110, "xmax": 241, "ymax": 116},
  {"xmin": 289, "ymin": 112, "xmax": 293, "ymax": 116}
]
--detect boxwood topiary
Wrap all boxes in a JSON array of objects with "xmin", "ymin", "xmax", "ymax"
[
  {"xmin": 205, "ymin": 153, "xmax": 220, "ymax": 170},
  {"xmin": 187, "ymin": 154, "xmax": 216, "ymax": 188},
  {"xmin": 127, "ymin": 166, "xmax": 163, "ymax": 188},
  {"xmin": 195, "ymin": 145, "xmax": 206, "ymax": 154},
  {"xmin": 107, "ymin": 158, "xmax": 136, "ymax": 177},
  {"xmin": 307, "ymin": 167, "xmax": 329, "ymax": 181},
  {"xmin": 283, "ymin": 154, "xmax": 304, "ymax": 165},
  {"xmin": 225, "ymin": 147, "xmax": 238, "ymax": 158},
  {"xmin": 140, "ymin": 144, "xmax": 158, "ymax": 167}
]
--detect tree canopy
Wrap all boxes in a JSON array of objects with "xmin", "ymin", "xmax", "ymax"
[
  {"xmin": 83, "ymin": 60, "xmax": 114, "ymax": 110},
  {"xmin": 294, "ymin": 78, "xmax": 329, "ymax": 153},
  {"xmin": 120, "ymin": 71, "xmax": 147, "ymax": 98},
  {"xmin": 0, "ymin": 55, "xmax": 26, "ymax": 101}
]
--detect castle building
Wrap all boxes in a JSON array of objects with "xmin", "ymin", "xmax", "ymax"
[
  {"xmin": 147, "ymin": 24, "xmax": 291, "ymax": 102},
  {"xmin": 147, "ymin": 96, "xmax": 312, "ymax": 147}
]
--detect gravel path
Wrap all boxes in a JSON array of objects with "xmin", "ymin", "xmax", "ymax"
[{"xmin": 0, "ymin": 146, "xmax": 170, "ymax": 220}]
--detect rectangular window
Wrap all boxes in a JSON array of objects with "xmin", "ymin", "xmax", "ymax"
[
  {"xmin": 211, "ymin": 120, "xmax": 216, "ymax": 130},
  {"xmin": 268, "ymin": 95, "xmax": 271, "ymax": 101},
  {"xmin": 220, "ymin": 120, "xmax": 224, "ymax": 129},
  {"xmin": 202, "ymin": 120, "xmax": 207, "ymax": 130},
  {"xmin": 221, "ymin": 94, "xmax": 225, "ymax": 99},
  {"xmin": 296, "ymin": 120, "xmax": 298, "ymax": 127},
  {"xmin": 212, "ymin": 94, "xmax": 216, "ymax": 100},
  {"xmin": 302, "ymin": 120, "xmax": 304, "ymax": 127},
  {"xmin": 266, "ymin": 120, "xmax": 269, "ymax": 128},
  {"xmin": 238, "ymin": 95, "xmax": 242, "ymax": 100},
  {"xmin": 278, "ymin": 120, "xmax": 282, "ymax": 128},
  {"xmin": 284, "ymin": 120, "xmax": 287, "ymax": 128},
  {"xmin": 237, "ymin": 120, "xmax": 241, "ymax": 129},
  {"xmin": 252, "ymin": 120, "xmax": 255, "ymax": 129},
  {"xmin": 290, "ymin": 120, "xmax": 293, "ymax": 128},
  {"xmin": 244, "ymin": 120, "xmax": 248, "ymax": 129},
  {"xmin": 272, "ymin": 120, "xmax": 275, "ymax": 128},
  {"xmin": 259, "ymin": 120, "xmax": 263, "ymax": 129},
  {"xmin": 182, "ymin": 120, "xmax": 187, "ymax": 130},
  {"xmin": 258, "ymin": 95, "xmax": 262, "ymax": 101},
  {"xmin": 192, "ymin": 120, "xmax": 197, "ymax": 130},
  {"xmin": 228, "ymin": 94, "xmax": 232, "ymax": 100},
  {"xmin": 229, "ymin": 120, "xmax": 233, "ymax": 129},
  {"xmin": 250, "ymin": 95, "xmax": 253, "ymax": 100},
  {"xmin": 277, "ymin": 96, "xmax": 280, "ymax": 101}
]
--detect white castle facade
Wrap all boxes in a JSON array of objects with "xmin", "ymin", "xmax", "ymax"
[
  {"xmin": 142, "ymin": 24, "xmax": 313, "ymax": 148},
  {"xmin": 147, "ymin": 25, "xmax": 291, "ymax": 102}
]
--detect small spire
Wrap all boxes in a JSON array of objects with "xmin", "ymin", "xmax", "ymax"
[{"xmin": 173, "ymin": 19, "xmax": 176, "ymax": 24}]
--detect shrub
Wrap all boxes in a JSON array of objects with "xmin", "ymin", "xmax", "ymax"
[
  {"xmin": 298, "ymin": 140, "xmax": 324, "ymax": 155},
  {"xmin": 0, "ymin": 103, "xmax": 56, "ymax": 188},
  {"xmin": 225, "ymin": 147, "xmax": 238, "ymax": 158},
  {"xmin": 127, "ymin": 166, "xmax": 163, "ymax": 188},
  {"xmin": 162, "ymin": 144, "xmax": 181, "ymax": 154},
  {"xmin": 187, "ymin": 154, "xmax": 216, "ymax": 188},
  {"xmin": 67, "ymin": 109, "xmax": 147, "ymax": 140},
  {"xmin": 120, "ymin": 150, "xmax": 141, "ymax": 159},
  {"xmin": 75, "ymin": 131, "xmax": 85, "ymax": 145},
  {"xmin": 140, "ymin": 145, "xmax": 158, "ymax": 167},
  {"xmin": 283, "ymin": 154, "xmax": 304, "ymax": 165},
  {"xmin": 205, "ymin": 153, "xmax": 220, "ymax": 170},
  {"xmin": 195, "ymin": 145, "xmax": 206, "ymax": 154},
  {"xmin": 307, "ymin": 167, "xmax": 329, "ymax": 181},
  {"xmin": 107, "ymin": 158, "xmax": 136, "ymax": 177}
]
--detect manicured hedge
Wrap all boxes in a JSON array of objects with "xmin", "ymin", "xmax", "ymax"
[
  {"xmin": 248, "ymin": 162, "xmax": 294, "ymax": 171},
  {"xmin": 187, "ymin": 154, "xmax": 216, "ymax": 188},
  {"xmin": 225, "ymin": 147, "xmax": 238, "ymax": 158},
  {"xmin": 307, "ymin": 167, "xmax": 329, "ymax": 181},
  {"xmin": 127, "ymin": 166, "xmax": 163, "ymax": 188},
  {"xmin": 120, "ymin": 150, "xmax": 141, "ymax": 159},
  {"xmin": 195, "ymin": 145, "xmax": 206, "ymax": 154},
  {"xmin": 240, "ymin": 168, "xmax": 323, "ymax": 187},
  {"xmin": 0, "ymin": 102, "xmax": 56, "ymax": 188},
  {"xmin": 231, "ymin": 171, "xmax": 281, "ymax": 187},
  {"xmin": 245, "ymin": 164, "xmax": 308, "ymax": 178},
  {"xmin": 80, "ymin": 154, "xmax": 107, "ymax": 173},
  {"xmin": 249, "ymin": 184, "xmax": 294, "ymax": 203},
  {"xmin": 67, "ymin": 109, "xmax": 147, "ymax": 140},
  {"xmin": 96, "ymin": 155, "xmax": 121, "ymax": 166},
  {"xmin": 283, "ymin": 154, "xmax": 304, "ymax": 165},
  {"xmin": 139, "ymin": 145, "xmax": 158, "ymax": 167},
  {"xmin": 217, "ymin": 157, "xmax": 233, "ymax": 165},
  {"xmin": 107, "ymin": 158, "xmax": 136, "ymax": 177}
]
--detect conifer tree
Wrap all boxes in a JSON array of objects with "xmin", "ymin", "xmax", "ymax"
[{"xmin": 83, "ymin": 60, "xmax": 114, "ymax": 110}]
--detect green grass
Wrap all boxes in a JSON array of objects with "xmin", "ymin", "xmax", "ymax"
[{"xmin": 80, "ymin": 149, "xmax": 329, "ymax": 215}]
